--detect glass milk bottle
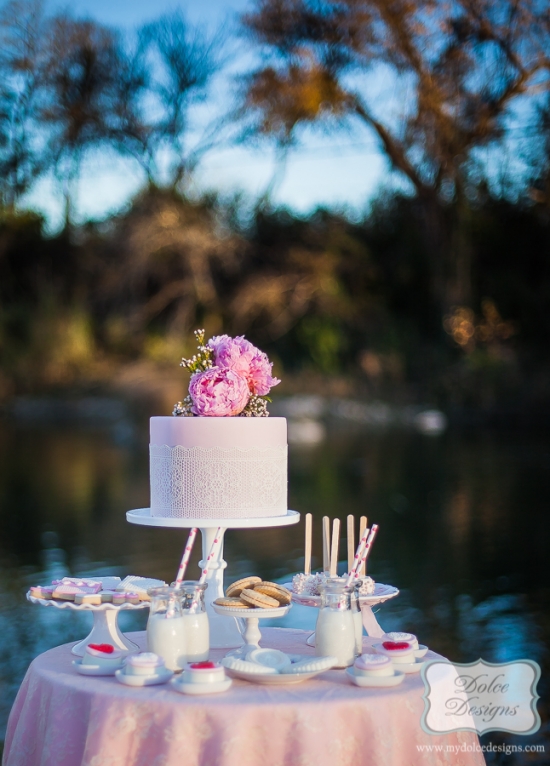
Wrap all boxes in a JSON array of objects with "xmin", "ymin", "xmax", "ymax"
[
  {"xmin": 178, "ymin": 581, "xmax": 210, "ymax": 663},
  {"xmin": 315, "ymin": 580, "xmax": 356, "ymax": 668},
  {"xmin": 147, "ymin": 583, "xmax": 209, "ymax": 671}
]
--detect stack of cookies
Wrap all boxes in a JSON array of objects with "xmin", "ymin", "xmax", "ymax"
[{"xmin": 214, "ymin": 577, "xmax": 292, "ymax": 610}]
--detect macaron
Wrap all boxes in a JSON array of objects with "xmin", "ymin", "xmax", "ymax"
[
  {"xmin": 183, "ymin": 661, "xmax": 226, "ymax": 684},
  {"xmin": 376, "ymin": 640, "xmax": 416, "ymax": 664},
  {"xmin": 225, "ymin": 576, "xmax": 262, "ymax": 597},
  {"xmin": 354, "ymin": 653, "xmax": 394, "ymax": 677},
  {"xmin": 240, "ymin": 588, "xmax": 280, "ymax": 609},
  {"xmin": 124, "ymin": 652, "xmax": 166, "ymax": 676},
  {"xmin": 253, "ymin": 582, "xmax": 292, "ymax": 605},
  {"xmin": 382, "ymin": 631, "xmax": 419, "ymax": 650}
]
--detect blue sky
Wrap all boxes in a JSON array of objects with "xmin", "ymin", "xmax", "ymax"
[{"xmin": 22, "ymin": 0, "xmax": 388, "ymax": 229}]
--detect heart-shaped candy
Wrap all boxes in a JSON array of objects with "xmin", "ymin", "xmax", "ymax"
[
  {"xmin": 89, "ymin": 643, "xmax": 114, "ymax": 654},
  {"xmin": 382, "ymin": 641, "xmax": 411, "ymax": 651},
  {"xmin": 189, "ymin": 661, "xmax": 217, "ymax": 669}
]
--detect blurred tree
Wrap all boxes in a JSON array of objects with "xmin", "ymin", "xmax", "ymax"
[
  {"xmin": 242, "ymin": 0, "xmax": 550, "ymax": 320},
  {"xmin": 113, "ymin": 11, "xmax": 227, "ymax": 190},
  {"xmin": 39, "ymin": 15, "xmax": 125, "ymax": 228},
  {"xmin": 0, "ymin": 0, "xmax": 48, "ymax": 208}
]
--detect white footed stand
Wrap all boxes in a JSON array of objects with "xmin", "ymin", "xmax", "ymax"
[
  {"xmin": 213, "ymin": 603, "xmax": 291, "ymax": 659},
  {"xmin": 127, "ymin": 509, "xmax": 300, "ymax": 649}
]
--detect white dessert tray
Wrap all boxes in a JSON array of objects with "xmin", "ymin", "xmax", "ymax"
[
  {"xmin": 126, "ymin": 508, "xmax": 300, "ymax": 528},
  {"xmin": 170, "ymin": 677, "xmax": 232, "ymax": 695},
  {"xmin": 115, "ymin": 668, "xmax": 174, "ymax": 687},
  {"xmin": 224, "ymin": 666, "xmax": 332, "ymax": 685},
  {"xmin": 283, "ymin": 582, "xmax": 399, "ymax": 608},
  {"xmin": 27, "ymin": 592, "xmax": 149, "ymax": 656},
  {"xmin": 346, "ymin": 667, "xmax": 406, "ymax": 688},
  {"xmin": 213, "ymin": 603, "xmax": 291, "ymax": 660}
]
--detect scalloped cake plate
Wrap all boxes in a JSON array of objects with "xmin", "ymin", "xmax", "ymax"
[
  {"xmin": 346, "ymin": 667, "xmax": 406, "ymax": 687},
  {"xmin": 283, "ymin": 582, "xmax": 399, "ymax": 608},
  {"xmin": 26, "ymin": 593, "xmax": 150, "ymax": 611}
]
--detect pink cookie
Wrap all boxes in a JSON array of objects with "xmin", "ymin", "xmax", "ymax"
[{"xmin": 30, "ymin": 586, "xmax": 54, "ymax": 599}]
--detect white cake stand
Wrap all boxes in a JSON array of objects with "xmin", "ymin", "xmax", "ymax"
[
  {"xmin": 212, "ymin": 603, "xmax": 291, "ymax": 659},
  {"xmin": 126, "ymin": 508, "xmax": 300, "ymax": 649},
  {"xmin": 26, "ymin": 593, "xmax": 149, "ymax": 656}
]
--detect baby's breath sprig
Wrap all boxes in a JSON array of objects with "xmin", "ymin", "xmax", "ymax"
[
  {"xmin": 179, "ymin": 328, "xmax": 213, "ymax": 374},
  {"xmin": 239, "ymin": 394, "xmax": 270, "ymax": 417},
  {"xmin": 173, "ymin": 396, "xmax": 193, "ymax": 417}
]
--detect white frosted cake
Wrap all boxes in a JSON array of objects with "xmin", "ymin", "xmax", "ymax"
[{"xmin": 150, "ymin": 416, "xmax": 288, "ymax": 519}]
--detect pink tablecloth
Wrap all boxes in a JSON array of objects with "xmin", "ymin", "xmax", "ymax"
[{"xmin": 4, "ymin": 629, "xmax": 485, "ymax": 766}]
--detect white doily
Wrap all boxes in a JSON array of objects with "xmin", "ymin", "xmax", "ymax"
[{"xmin": 150, "ymin": 445, "xmax": 288, "ymax": 518}]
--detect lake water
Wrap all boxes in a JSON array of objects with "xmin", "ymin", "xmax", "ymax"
[{"xmin": 0, "ymin": 415, "xmax": 548, "ymax": 762}]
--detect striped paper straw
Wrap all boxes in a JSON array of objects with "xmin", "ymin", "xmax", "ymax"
[
  {"xmin": 174, "ymin": 527, "xmax": 198, "ymax": 589},
  {"xmin": 345, "ymin": 523, "xmax": 372, "ymax": 587},
  {"xmin": 189, "ymin": 527, "xmax": 223, "ymax": 612},
  {"xmin": 354, "ymin": 524, "xmax": 379, "ymax": 579}
]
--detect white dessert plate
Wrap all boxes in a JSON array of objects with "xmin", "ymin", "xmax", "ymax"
[
  {"xmin": 283, "ymin": 582, "xmax": 399, "ymax": 608},
  {"xmin": 170, "ymin": 677, "xmax": 232, "ymax": 695},
  {"xmin": 224, "ymin": 667, "xmax": 330, "ymax": 685},
  {"xmin": 371, "ymin": 644, "xmax": 426, "ymax": 673},
  {"xmin": 73, "ymin": 659, "xmax": 123, "ymax": 676},
  {"xmin": 415, "ymin": 645, "xmax": 429, "ymax": 658},
  {"xmin": 114, "ymin": 668, "xmax": 174, "ymax": 687},
  {"xmin": 346, "ymin": 667, "xmax": 405, "ymax": 688}
]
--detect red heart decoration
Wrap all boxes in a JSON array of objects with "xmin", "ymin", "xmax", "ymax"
[
  {"xmin": 382, "ymin": 641, "xmax": 410, "ymax": 651},
  {"xmin": 189, "ymin": 661, "xmax": 217, "ymax": 669},
  {"xmin": 89, "ymin": 643, "xmax": 114, "ymax": 654}
]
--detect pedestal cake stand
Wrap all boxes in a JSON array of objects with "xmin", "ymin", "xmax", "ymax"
[
  {"xmin": 26, "ymin": 593, "xmax": 149, "ymax": 656},
  {"xmin": 126, "ymin": 508, "xmax": 300, "ymax": 649},
  {"xmin": 212, "ymin": 603, "xmax": 291, "ymax": 659}
]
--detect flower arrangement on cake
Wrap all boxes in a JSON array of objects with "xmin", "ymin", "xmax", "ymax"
[{"xmin": 173, "ymin": 329, "xmax": 280, "ymax": 417}]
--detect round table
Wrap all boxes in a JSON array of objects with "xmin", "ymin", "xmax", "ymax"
[{"xmin": 4, "ymin": 629, "xmax": 485, "ymax": 766}]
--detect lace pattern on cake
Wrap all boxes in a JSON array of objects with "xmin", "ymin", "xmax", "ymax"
[{"xmin": 150, "ymin": 445, "xmax": 288, "ymax": 518}]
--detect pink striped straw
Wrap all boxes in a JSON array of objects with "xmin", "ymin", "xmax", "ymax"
[
  {"xmin": 345, "ymin": 523, "xmax": 372, "ymax": 587},
  {"xmin": 189, "ymin": 527, "xmax": 223, "ymax": 612},
  {"xmin": 174, "ymin": 527, "xmax": 198, "ymax": 590},
  {"xmin": 353, "ymin": 524, "xmax": 379, "ymax": 581}
]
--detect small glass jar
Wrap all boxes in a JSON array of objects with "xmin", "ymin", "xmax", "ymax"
[
  {"xmin": 147, "ymin": 583, "xmax": 209, "ymax": 671},
  {"xmin": 315, "ymin": 579, "xmax": 356, "ymax": 668}
]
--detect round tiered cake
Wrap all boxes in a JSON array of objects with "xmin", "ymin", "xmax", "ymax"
[{"xmin": 150, "ymin": 416, "xmax": 288, "ymax": 519}]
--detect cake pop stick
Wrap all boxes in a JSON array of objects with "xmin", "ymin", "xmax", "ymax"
[
  {"xmin": 347, "ymin": 515, "xmax": 355, "ymax": 573},
  {"xmin": 174, "ymin": 527, "xmax": 198, "ymax": 589},
  {"xmin": 330, "ymin": 518, "xmax": 340, "ymax": 577},
  {"xmin": 322, "ymin": 516, "xmax": 330, "ymax": 572},
  {"xmin": 304, "ymin": 513, "xmax": 312, "ymax": 576},
  {"xmin": 359, "ymin": 516, "xmax": 368, "ymax": 575}
]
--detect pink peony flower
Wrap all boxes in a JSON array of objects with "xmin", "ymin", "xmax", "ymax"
[
  {"xmin": 208, "ymin": 335, "xmax": 280, "ymax": 396},
  {"xmin": 188, "ymin": 367, "xmax": 250, "ymax": 417}
]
